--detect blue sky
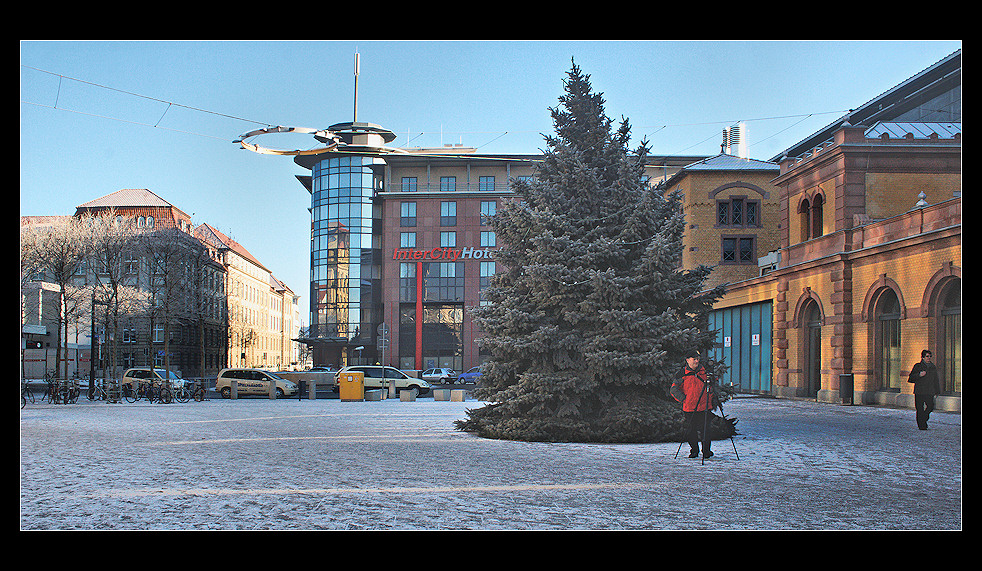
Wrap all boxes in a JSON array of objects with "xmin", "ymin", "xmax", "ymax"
[{"xmin": 20, "ymin": 40, "xmax": 961, "ymax": 319}]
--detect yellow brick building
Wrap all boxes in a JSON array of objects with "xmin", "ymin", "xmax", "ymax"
[
  {"xmin": 662, "ymin": 153, "xmax": 782, "ymax": 291},
  {"xmin": 710, "ymin": 123, "xmax": 960, "ymax": 412},
  {"xmin": 701, "ymin": 51, "xmax": 961, "ymax": 413}
]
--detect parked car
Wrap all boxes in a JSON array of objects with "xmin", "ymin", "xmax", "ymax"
[
  {"xmin": 422, "ymin": 368, "xmax": 457, "ymax": 383},
  {"xmin": 216, "ymin": 368, "xmax": 298, "ymax": 398},
  {"xmin": 334, "ymin": 365, "xmax": 431, "ymax": 395},
  {"xmin": 456, "ymin": 366, "xmax": 482, "ymax": 384},
  {"xmin": 121, "ymin": 367, "xmax": 189, "ymax": 391},
  {"xmin": 308, "ymin": 365, "xmax": 336, "ymax": 372}
]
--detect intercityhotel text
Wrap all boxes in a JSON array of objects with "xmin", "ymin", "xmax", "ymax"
[{"xmin": 392, "ymin": 247, "xmax": 496, "ymax": 261}]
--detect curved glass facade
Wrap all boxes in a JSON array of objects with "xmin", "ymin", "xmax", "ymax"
[{"xmin": 309, "ymin": 155, "xmax": 381, "ymax": 361}]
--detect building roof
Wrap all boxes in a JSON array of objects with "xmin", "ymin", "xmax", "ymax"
[
  {"xmin": 194, "ymin": 223, "xmax": 270, "ymax": 274},
  {"xmin": 770, "ymin": 49, "xmax": 961, "ymax": 162},
  {"xmin": 680, "ymin": 153, "xmax": 780, "ymax": 172},
  {"xmin": 76, "ymin": 188, "xmax": 175, "ymax": 209},
  {"xmin": 864, "ymin": 121, "xmax": 962, "ymax": 140},
  {"xmin": 661, "ymin": 153, "xmax": 779, "ymax": 190}
]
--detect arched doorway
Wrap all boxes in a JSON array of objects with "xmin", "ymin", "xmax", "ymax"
[{"xmin": 802, "ymin": 300, "xmax": 822, "ymax": 398}]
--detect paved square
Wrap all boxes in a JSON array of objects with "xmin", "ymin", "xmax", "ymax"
[{"xmin": 20, "ymin": 395, "xmax": 961, "ymax": 530}]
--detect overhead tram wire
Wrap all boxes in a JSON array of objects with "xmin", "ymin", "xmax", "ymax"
[
  {"xmin": 21, "ymin": 65, "xmax": 271, "ymax": 128},
  {"xmin": 21, "ymin": 64, "xmax": 851, "ymax": 162}
]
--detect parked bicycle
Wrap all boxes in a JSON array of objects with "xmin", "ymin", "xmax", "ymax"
[
  {"xmin": 124, "ymin": 380, "xmax": 172, "ymax": 404},
  {"xmin": 88, "ymin": 379, "xmax": 111, "ymax": 402},
  {"xmin": 174, "ymin": 381, "xmax": 206, "ymax": 403},
  {"xmin": 60, "ymin": 380, "xmax": 80, "ymax": 404},
  {"xmin": 22, "ymin": 380, "xmax": 36, "ymax": 408}
]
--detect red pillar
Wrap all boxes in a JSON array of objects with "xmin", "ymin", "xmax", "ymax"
[{"xmin": 415, "ymin": 261, "xmax": 423, "ymax": 370}]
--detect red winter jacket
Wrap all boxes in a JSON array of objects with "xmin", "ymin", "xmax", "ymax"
[{"xmin": 671, "ymin": 366, "xmax": 712, "ymax": 412}]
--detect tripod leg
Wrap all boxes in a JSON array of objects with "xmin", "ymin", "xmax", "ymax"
[
  {"xmin": 701, "ymin": 408, "xmax": 710, "ymax": 465},
  {"xmin": 674, "ymin": 413, "xmax": 691, "ymax": 459},
  {"xmin": 718, "ymin": 402, "xmax": 740, "ymax": 460}
]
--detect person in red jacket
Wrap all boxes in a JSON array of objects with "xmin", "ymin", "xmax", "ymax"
[{"xmin": 671, "ymin": 351, "xmax": 714, "ymax": 458}]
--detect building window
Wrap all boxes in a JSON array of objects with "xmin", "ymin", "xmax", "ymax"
[
  {"xmin": 440, "ymin": 176, "xmax": 456, "ymax": 192},
  {"xmin": 124, "ymin": 253, "xmax": 140, "ymax": 274},
  {"xmin": 721, "ymin": 236, "xmax": 755, "ymax": 264},
  {"xmin": 480, "ymin": 261, "xmax": 495, "ymax": 306},
  {"xmin": 399, "ymin": 263, "xmax": 416, "ymax": 303},
  {"xmin": 810, "ymin": 194, "xmax": 824, "ymax": 238},
  {"xmin": 479, "ymin": 176, "xmax": 495, "ymax": 191},
  {"xmin": 422, "ymin": 262, "xmax": 465, "ymax": 302},
  {"xmin": 401, "ymin": 177, "xmax": 417, "ymax": 192},
  {"xmin": 441, "ymin": 201, "xmax": 456, "ymax": 226},
  {"xmin": 481, "ymin": 201, "xmax": 496, "ymax": 225},
  {"xmin": 940, "ymin": 280, "xmax": 961, "ymax": 394},
  {"xmin": 401, "ymin": 202, "xmax": 416, "ymax": 227},
  {"xmin": 876, "ymin": 289, "xmax": 902, "ymax": 391},
  {"xmin": 441, "ymin": 231, "xmax": 456, "ymax": 247},
  {"xmin": 400, "ymin": 232, "xmax": 416, "ymax": 248},
  {"xmin": 798, "ymin": 195, "xmax": 824, "ymax": 241},
  {"xmin": 716, "ymin": 197, "xmax": 760, "ymax": 227},
  {"xmin": 480, "ymin": 231, "xmax": 496, "ymax": 247}
]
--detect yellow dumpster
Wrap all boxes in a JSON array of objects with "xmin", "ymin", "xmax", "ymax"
[{"xmin": 339, "ymin": 371, "xmax": 365, "ymax": 402}]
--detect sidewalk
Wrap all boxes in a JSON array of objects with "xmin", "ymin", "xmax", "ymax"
[{"xmin": 20, "ymin": 395, "xmax": 961, "ymax": 530}]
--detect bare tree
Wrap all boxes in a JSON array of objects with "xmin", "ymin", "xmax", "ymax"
[
  {"xmin": 20, "ymin": 217, "xmax": 93, "ymax": 379},
  {"xmin": 140, "ymin": 226, "xmax": 206, "ymax": 380},
  {"xmin": 88, "ymin": 209, "xmax": 140, "ymax": 382}
]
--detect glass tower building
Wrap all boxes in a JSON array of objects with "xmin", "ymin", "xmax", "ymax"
[{"xmin": 295, "ymin": 122, "xmax": 395, "ymax": 367}]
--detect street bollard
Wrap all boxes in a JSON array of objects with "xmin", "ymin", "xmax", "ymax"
[
  {"xmin": 231, "ymin": 380, "xmax": 238, "ymax": 399},
  {"xmin": 308, "ymin": 380, "xmax": 316, "ymax": 400}
]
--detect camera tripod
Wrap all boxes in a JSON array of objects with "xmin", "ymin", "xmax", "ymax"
[{"xmin": 674, "ymin": 376, "xmax": 740, "ymax": 464}]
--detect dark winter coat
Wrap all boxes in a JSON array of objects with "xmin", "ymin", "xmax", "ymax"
[
  {"xmin": 908, "ymin": 362, "xmax": 941, "ymax": 395},
  {"xmin": 671, "ymin": 365, "xmax": 712, "ymax": 412}
]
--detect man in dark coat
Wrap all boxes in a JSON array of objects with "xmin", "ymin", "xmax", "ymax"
[{"xmin": 908, "ymin": 350, "xmax": 942, "ymax": 430}]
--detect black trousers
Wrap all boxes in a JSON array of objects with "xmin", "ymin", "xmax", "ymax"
[
  {"xmin": 684, "ymin": 410, "xmax": 712, "ymax": 453},
  {"xmin": 914, "ymin": 394, "xmax": 936, "ymax": 429}
]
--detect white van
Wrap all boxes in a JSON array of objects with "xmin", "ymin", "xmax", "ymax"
[
  {"xmin": 334, "ymin": 365, "xmax": 432, "ymax": 396},
  {"xmin": 121, "ymin": 367, "xmax": 188, "ymax": 391},
  {"xmin": 216, "ymin": 368, "xmax": 298, "ymax": 398}
]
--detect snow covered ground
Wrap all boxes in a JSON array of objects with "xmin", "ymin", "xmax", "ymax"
[{"xmin": 20, "ymin": 393, "xmax": 961, "ymax": 530}]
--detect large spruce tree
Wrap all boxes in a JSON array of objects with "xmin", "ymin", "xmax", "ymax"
[{"xmin": 455, "ymin": 61, "xmax": 731, "ymax": 443}]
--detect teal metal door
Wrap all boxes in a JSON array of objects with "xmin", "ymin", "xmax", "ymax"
[{"xmin": 708, "ymin": 301, "xmax": 772, "ymax": 394}]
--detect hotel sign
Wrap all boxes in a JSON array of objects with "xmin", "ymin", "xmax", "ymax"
[{"xmin": 392, "ymin": 246, "xmax": 497, "ymax": 261}]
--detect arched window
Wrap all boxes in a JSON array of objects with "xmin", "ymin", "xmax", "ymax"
[
  {"xmin": 799, "ymin": 199, "xmax": 811, "ymax": 242},
  {"xmin": 875, "ymin": 289, "xmax": 902, "ymax": 390},
  {"xmin": 811, "ymin": 194, "xmax": 824, "ymax": 238},
  {"xmin": 939, "ymin": 280, "xmax": 961, "ymax": 394}
]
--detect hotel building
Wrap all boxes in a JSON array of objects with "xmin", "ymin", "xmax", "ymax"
[{"xmin": 292, "ymin": 123, "xmax": 702, "ymax": 371}]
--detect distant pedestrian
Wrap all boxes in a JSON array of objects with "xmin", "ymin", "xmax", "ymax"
[
  {"xmin": 671, "ymin": 351, "xmax": 713, "ymax": 458},
  {"xmin": 908, "ymin": 350, "xmax": 941, "ymax": 430}
]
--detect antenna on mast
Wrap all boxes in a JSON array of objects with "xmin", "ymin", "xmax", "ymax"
[{"xmin": 353, "ymin": 51, "xmax": 361, "ymax": 122}]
